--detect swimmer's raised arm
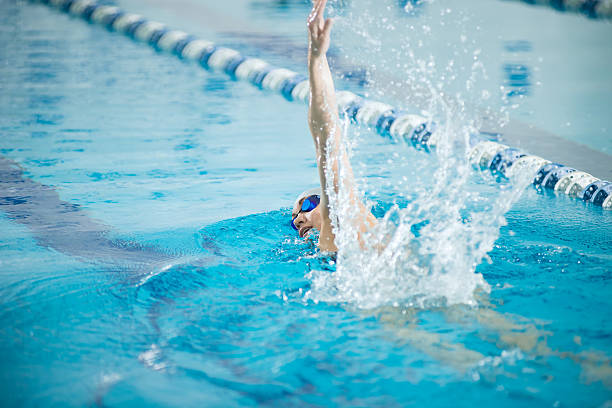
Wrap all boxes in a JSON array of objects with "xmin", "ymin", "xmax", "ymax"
[
  {"xmin": 308, "ymin": 0, "xmax": 338, "ymax": 251},
  {"xmin": 307, "ymin": 0, "xmax": 376, "ymax": 251}
]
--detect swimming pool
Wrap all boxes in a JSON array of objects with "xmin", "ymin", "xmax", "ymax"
[{"xmin": 0, "ymin": 0, "xmax": 611, "ymax": 406}]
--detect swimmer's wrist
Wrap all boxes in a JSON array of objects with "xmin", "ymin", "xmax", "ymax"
[
  {"xmin": 308, "ymin": 52, "xmax": 327, "ymax": 71},
  {"xmin": 308, "ymin": 50, "xmax": 324, "ymax": 62}
]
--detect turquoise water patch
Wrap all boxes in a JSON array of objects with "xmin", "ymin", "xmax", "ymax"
[{"xmin": 0, "ymin": 0, "xmax": 610, "ymax": 406}]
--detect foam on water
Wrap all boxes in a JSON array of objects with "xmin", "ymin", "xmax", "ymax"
[{"xmin": 305, "ymin": 0, "xmax": 542, "ymax": 309}]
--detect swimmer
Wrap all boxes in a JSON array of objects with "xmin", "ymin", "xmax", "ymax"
[{"xmin": 291, "ymin": 0, "xmax": 376, "ymax": 252}]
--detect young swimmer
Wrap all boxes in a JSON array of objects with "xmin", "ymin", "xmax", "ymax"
[{"xmin": 291, "ymin": 0, "xmax": 376, "ymax": 252}]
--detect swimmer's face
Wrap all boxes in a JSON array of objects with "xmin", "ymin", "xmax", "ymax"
[{"xmin": 291, "ymin": 196, "xmax": 322, "ymax": 238}]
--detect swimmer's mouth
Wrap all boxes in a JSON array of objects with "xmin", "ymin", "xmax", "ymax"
[{"xmin": 299, "ymin": 226, "xmax": 312, "ymax": 238}]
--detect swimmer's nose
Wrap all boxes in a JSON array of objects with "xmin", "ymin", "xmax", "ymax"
[{"xmin": 294, "ymin": 213, "xmax": 305, "ymax": 229}]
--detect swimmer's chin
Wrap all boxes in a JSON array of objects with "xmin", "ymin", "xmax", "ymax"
[
  {"xmin": 300, "ymin": 227, "xmax": 317, "ymax": 239},
  {"xmin": 299, "ymin": 226, "xmax": 312, "ymax": 238}
]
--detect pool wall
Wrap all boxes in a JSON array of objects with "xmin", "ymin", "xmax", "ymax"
[{"xmin": 32, "ymin": 0, "xmax": 612, "ymax": 210}]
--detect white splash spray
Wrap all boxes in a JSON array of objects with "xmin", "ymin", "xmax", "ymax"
[{"xmin": 305, "ymin": 0, "xmax": 539, "ymax": 309}]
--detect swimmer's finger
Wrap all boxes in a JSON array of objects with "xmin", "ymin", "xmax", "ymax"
[
  {"xmin": 307, "ymin": 0, "xmax": 321, "ymax": 24},
  {"xmin": 318, "ymin": 0, "xmax": 329, "ymax": 26},
  {"xmin": 318, "ymin": 0, "xmax": 329, "ymax": 16},
  {"xmin": 307, "ymin": 2, "xmax": 320, "ymax": 33},
  {"xmin": 322, "ymin": 17, "xmax": 333, "ymax": 38},
  {"xmin": 309, "ymin": 0, "xmax": 327, "ymax": 28}
]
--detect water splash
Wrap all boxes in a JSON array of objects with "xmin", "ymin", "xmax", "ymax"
[
  {"xmin": 305, "ymin": 0, "xmax": 541, "ymax": 309},
  {"xmin": 305, "ymin": 117, "xmax": 539, "ymax": 309}
]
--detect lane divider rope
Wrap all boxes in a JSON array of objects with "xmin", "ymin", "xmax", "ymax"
[
  {"xmin": 502, "ymin": 0, "xmax": 612, "ymax": 20},
  {"xmin": 34, "ymin": 0, "xmax": 612, "ymax": 209}
]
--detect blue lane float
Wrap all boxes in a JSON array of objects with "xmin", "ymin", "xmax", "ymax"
[
  {"xmin": 34, "ymin": 0, "xmax": 612, "ymax": 210},
  {"xmin": 503, "ymin": 0, "xmax": 612, "ymax": 19}
]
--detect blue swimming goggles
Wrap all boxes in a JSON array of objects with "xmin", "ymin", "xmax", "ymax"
[{"xmin": 291, "ymin": 195, "xmax": 320, "ymax": 231}]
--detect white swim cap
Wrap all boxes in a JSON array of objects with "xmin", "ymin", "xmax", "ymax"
[{"xmin": 293, "ymin": 187, "xmax": 322, "ymax": 210}]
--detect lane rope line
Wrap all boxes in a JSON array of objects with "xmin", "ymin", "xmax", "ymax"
[
  {"xmin": 34, "ymin": 0, "xmax": 612, "ymax": 209},
  {"xmin": 502, "ymin": 0, "xmax": 612, "ymax": 20}
]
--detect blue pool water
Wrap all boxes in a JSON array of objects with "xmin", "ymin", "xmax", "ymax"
[{"xmin": 0, "ymin": 0, "xmax": 611, "ymax": 406}]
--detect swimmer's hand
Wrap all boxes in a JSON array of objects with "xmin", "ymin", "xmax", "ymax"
[{"xmin": 308, "ymin": 0, "xmax": 333, "ymax": 58}]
